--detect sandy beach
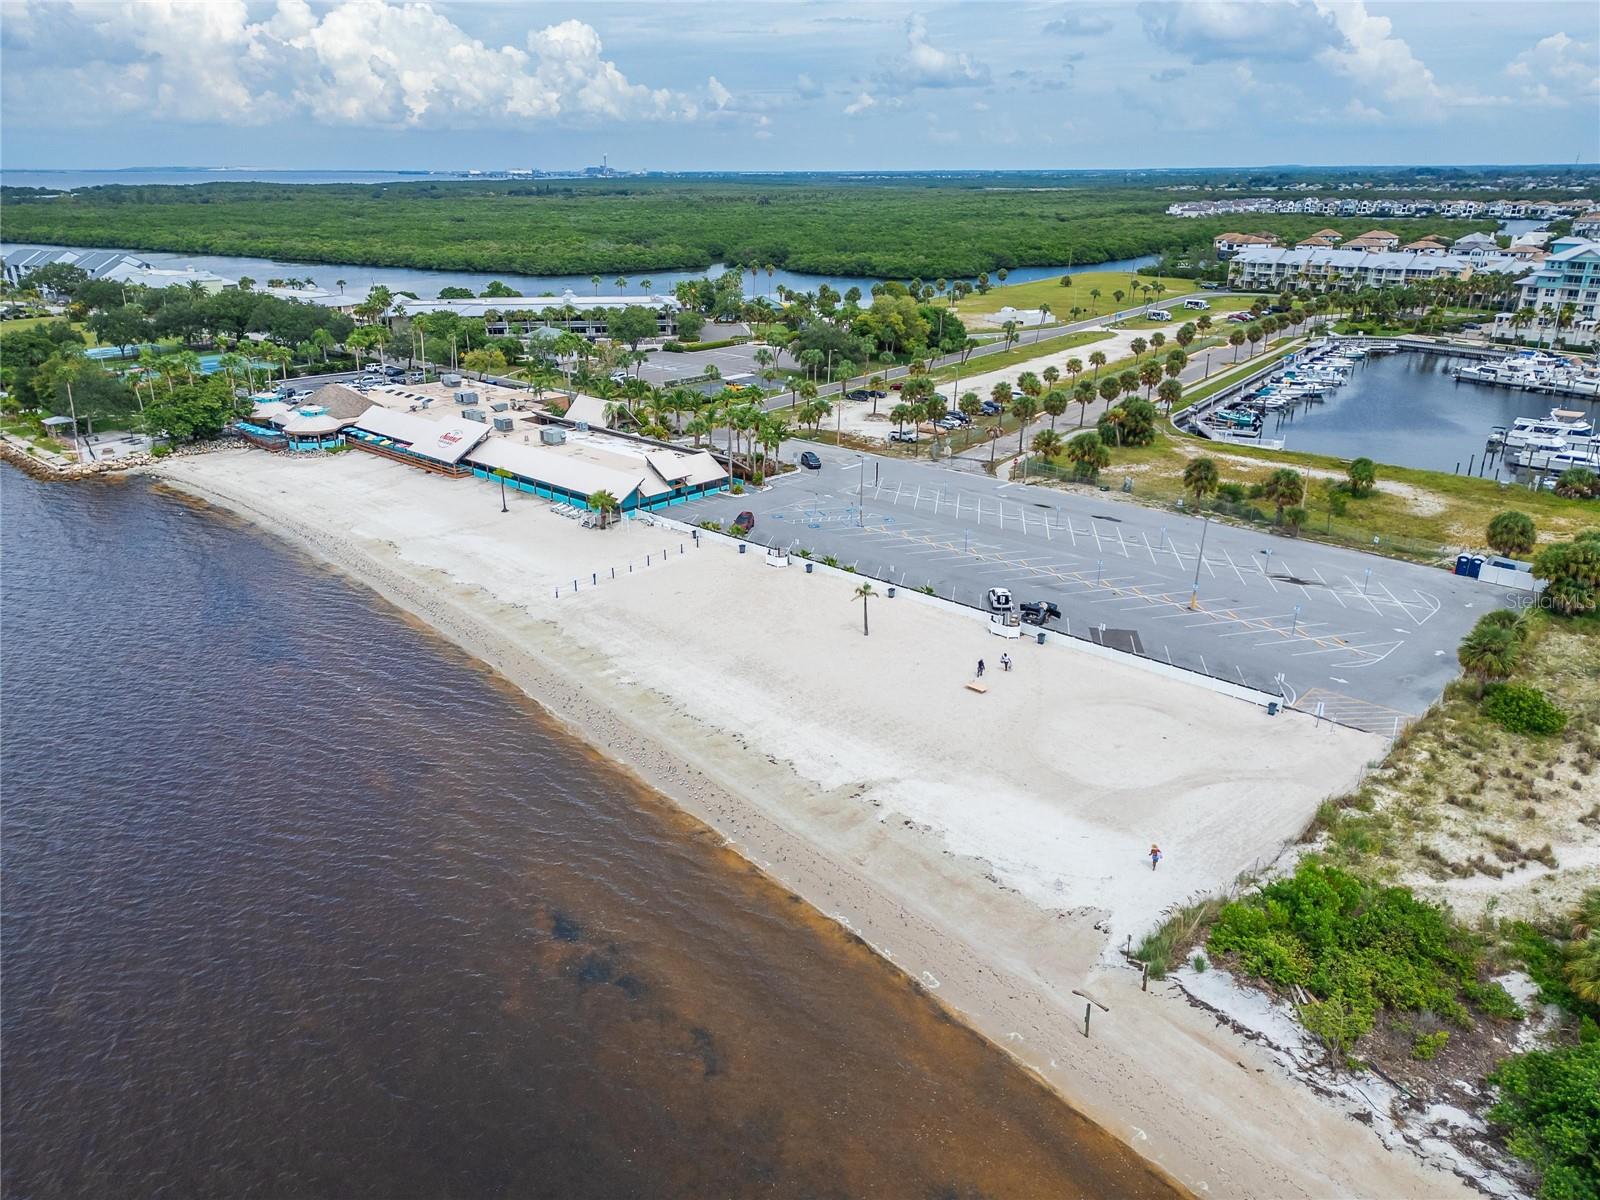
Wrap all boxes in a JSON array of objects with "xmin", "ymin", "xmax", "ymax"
[{"xmin": 153, "ymin": 448, "xmax": 1477, "ymax": 1198}]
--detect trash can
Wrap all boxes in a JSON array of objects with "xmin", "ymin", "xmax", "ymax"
[
  {"xmin": 739, "ymin": 543, "xmax": 746, "ymax": 555},
  {"xmin": 1266, "ymin": 701, "xmax": 1280, "ymax": 716},
  {"xmin": 887, "ymin": 585, "xmax": 896, "ymax": 598},
  {"xmin": 805, "ymin": 562, "xmax": 814, "ymax": 574},
  {"xmin": 1036, "ymin": 631, "xmax": 1046, "ymax": 645}
]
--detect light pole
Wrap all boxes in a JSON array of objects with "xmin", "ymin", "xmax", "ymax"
[
  {"xmin": 857, "ymin": 455, "xmax": 865, "ymax": 526},
  {"xmin": 1189, "ymin": 516, "xmax": 1211, "ymax": 609},
  {"xmin": 1289, "ymin": 603, "xmax": 1301, "ymax": 638}
]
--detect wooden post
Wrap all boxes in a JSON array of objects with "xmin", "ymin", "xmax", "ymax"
[
  {"xmin": 1084, "ymin": 1003, "xmax": 1092, "ymax": 1038},
  {"xmin": 1142, "ymin": 962, "xmax": 1149, "ymax": 992}
]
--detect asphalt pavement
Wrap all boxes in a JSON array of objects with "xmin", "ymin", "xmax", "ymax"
[{"xmin": 680, "ymin": 443, "xmax": 1490, "ymax": 733}]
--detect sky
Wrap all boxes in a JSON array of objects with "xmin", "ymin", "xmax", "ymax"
[{"xmin": 1, "ymin": 0, "xmax": 1596, "ymax": 172}]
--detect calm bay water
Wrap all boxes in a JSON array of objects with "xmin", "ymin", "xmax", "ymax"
[
  {"xmin": 1272, "ymin": 350, "xmax": 1599, "ymax": 474},
  {"xmin": 0, "ymin": 239, "xmax": 1156, "ymax": 301},
  {"xmin": 0, "ymin": 467, "xmax": 1176, "ymax": 1199}
]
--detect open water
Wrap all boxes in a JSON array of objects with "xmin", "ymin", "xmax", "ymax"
[
  {"xmin": 0, "ymin": 239, "xmax": 1156, "ymax": 304},
  {"xmin": 0, "ymin": 466, "xmax": 1178, "ymax": 1199},
  {"xmin": 1268, "ymin": 350, "xmax": 1599, "ymax": 475}
]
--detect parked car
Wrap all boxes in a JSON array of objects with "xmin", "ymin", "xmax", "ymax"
[
  {"xmin": 799, "ymin": 450, "xmax": 822, "ymax": 470},
  {"xmin": 1019, "ymin": 600, "xmax": 1061, "ymax": 624},
  {"xmin": 869, "ymin": 389, "xmax": 889, "ymax": 399},
  {"xmin": 980, "ymin": 400, "xmax": 1003, "ymax": 416},
  {"xmin": 1145, "ymin": 309, "xmax": 1173, "ymax": 322},
  {"xmin": 936, "ymin": 416, "xmax": 962, "ymax": 430},
  {"xmin": 888, "ymin": 429, "xmax": 919, "ymax": 443},
  {"xmin": 945, "ymin": 411, "xmax": 972, "ymax": 425},
  {"xmin": 734, "ymin": 510, "xmax": 755, "ymax": 530},
  {"xmin": 986, "ymin": 587, "xmax": 1014, "ymax": 612},
  {"xmin": 846, "ymin": 389, "xmax": 871, "ymax": 401},
  {"xmin": 890, "ymin": 381, "xmax": 904, "ymax": 390}
]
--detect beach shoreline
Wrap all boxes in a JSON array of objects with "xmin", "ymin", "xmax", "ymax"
[{"xmin": 148, "ymin": 450, "xmax": 1474, "ymax": 1199}]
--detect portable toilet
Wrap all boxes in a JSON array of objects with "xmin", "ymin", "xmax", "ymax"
[
  {"xmin": 1456, "ymin": 554, "xmax": 1473, "ymax": 576},
  {"xmin": 1470, "ymin": 555, "xmax": 1486, "ymax": 578}
]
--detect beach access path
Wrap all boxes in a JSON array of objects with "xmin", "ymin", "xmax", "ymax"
[{"xmin": 154, "ymin": 449, "xmax": 1475, "ymax": 1200}]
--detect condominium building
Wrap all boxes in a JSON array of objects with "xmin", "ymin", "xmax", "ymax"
[
  {"xmin": 1228, "ymin": 246, "xmax": 1522, "ymax": 290},
  {"xmin": 1511, "ymin": 237, "xmax": 1600, "ymax": 323}
]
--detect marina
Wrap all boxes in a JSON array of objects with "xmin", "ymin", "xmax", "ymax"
[{"xmin": 1182, "ymin": 339, "xmax": 1599, "ymax": 480}]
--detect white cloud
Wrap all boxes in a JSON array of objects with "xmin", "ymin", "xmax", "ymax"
[
  {"xmin": 707, "ymin": 76, "xmax": 732, "ymax": 109},
  {"xmin": 795, "ymin": 72, "xmax": 823, "ymax": 100},
  {"xmin": 1140, "ymin": 1, "xmax": 1339, "ymax": 63},
  {"xmin": 1042, "ymin": 9, "xmax": 1115, "ymax": 37},
  {"xmin": 1, "ymin": 0, "xmax": 698, "ymax": 128},
  {"xmin": 1506, "ymin": 32, "xmax": 1600, "ymax": 107},
  {"xmin": 843, "ymin": 91, "xmax": 877, "ymax": 116},
  {"xmin": 880, "ymin": 13, "xmax": 990, "ymax": 90},
  {"xmin": 1310, "ymin": 0, "xmax": 1448, "ymax": 117}
]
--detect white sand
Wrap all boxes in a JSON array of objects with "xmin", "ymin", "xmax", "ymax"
[{"xmin": 153, "ymin": 448, "xmax": 1475, "ymax": 1199}]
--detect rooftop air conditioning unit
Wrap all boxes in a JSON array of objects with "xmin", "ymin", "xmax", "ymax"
[
  {"xmin": 490, "ymin": 401, "xmax": 509, "ymax": 412},
  {"xmin": 540, "ymin": 427, "xmax": 567, "ymax": 446},
  {"xmin": 492, "ymin": 416, "xmax": 513, "ymax": 432},
  {"xmin": 454, "ymin": 389, "xmax": 479, "ymax": 405},
  {"xmin": 462, "ymin": 409, "xmax": 486, "ymax": 423},
  {"xmin": 442, "ymin": 373, "xmax": 463, "ymax": 386}
]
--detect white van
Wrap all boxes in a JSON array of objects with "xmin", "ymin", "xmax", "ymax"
[
  {"xmin": 1145, "ymin": 308, "xmax": 1173, "ymax": 322},
  {"xmin": 1183, "ymin": 298, "xmax": 1211, "ymax": 310}
]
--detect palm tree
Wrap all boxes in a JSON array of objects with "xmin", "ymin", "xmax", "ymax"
[
  {"xmin": 1346, "ymin": 457, "xmax": 1377, "ymax": 496},
  {"xmin": 1261, "ymin": 468, "xmax": 1306, "ymax": 522},
  {"xmin": 1457, "ymin": 626, "xmax": 1519, "ymax": 688},
  {"xmin": 588, "ymin": 488, "xmax": 621, "ymax": 527},
  {"xmin": 1183, "ymin": 456, "xmax": 1219, "ymax": 504},
  {"xmin": 1487, "ymin": 510, "xmax": 1536, "ymax": 556},
  {"xmin": 1139, "ymin": 362, "xmax": 1163, "ymax": 398},
  {"xmin": 1073, "ymin": 378, "xmax": 1096, "ymax": 426},
  {"xmin": 1088, "ymin": 350, "xmax": 1107, "ymax": 379},
  {"xmin": 1030, "ymin": 428, "xmax": 1063, "ymax": 461},
  {"xmin": 1011, "ymin": 392, "xmax": 1040, "ymax": 457},
  {"xmin": 889, "ymin": 402, "xmax": 913, "ymax": 434},
  {"xmin": 614, "ymin": 277, "xmax": 628, "ymax": 293},
  {"xmin": 1065, "ymin": 431, "xmax": 1110, "ymax": 479},
  {"xmin": 1157, "ymin": 378, "xmax": 1182, "ymax": 411},
  {"xmin": 1042, "ymin": 389, "xmax": 1068, "ymax": 431},
  {"xmin": 1131, "ymin": 337, "xmax": 1148, "ymax": 363},
  {"xmin": 851, "ymin": 582, "xmax": 876, "ymax": 636}
]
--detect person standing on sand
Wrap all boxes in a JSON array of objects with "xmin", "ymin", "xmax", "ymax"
[
  {"xmin": 1149, "ymin": 844, "xmax": 1162, "ymax": 871},
  {"xmin": 976, "ymin": 659, "xmax": 986, "ymax": 678},
  {"xmin": 1001, "ymin": 653, "xmax": 1012, "ymax": 672}
]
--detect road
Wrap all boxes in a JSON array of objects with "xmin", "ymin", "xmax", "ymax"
[{"xmin": 680, "ymin": 442, "xmax": 1487, "ymax": 733}]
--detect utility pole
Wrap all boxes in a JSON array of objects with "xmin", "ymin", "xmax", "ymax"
[{"xmin": 1189, "ymin": 517, "xmax": 1210, "ymax": 609}]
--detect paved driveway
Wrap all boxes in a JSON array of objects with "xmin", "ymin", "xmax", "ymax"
[{"xmin": 680, "ymin": 446, "xmax": 1489, "ymax": 733}]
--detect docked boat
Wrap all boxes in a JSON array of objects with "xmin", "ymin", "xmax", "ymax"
[{"xmin": 1501, "ymin": 409, "xmax": 1595, "ymax": 453}]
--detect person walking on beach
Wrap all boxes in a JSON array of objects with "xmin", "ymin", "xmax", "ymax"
[
  {"xmin": 976, "ymin": 658, "xmax": 986, "ymax": 678},
  {"xmin": 1149, "ymin": 844, "xmax": 1163, "ymax": 871},
  {"xmin": 1000, "ymin": 653, "xmax": 1012, "ymax": 673}
]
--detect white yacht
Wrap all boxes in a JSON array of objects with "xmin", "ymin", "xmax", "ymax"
[{"xmin": 1501, "ymin": 409, "xmax": 1596, "ymax": 452}]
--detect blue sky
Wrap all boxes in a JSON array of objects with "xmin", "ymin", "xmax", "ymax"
[{"xmin": 2, "ymin": 1, "xmax": 1596, "ymax": 171}]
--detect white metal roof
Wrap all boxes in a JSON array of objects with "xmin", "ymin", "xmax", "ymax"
[
  {"xmin": 562, "ymin": 395, "xmax": 612, "ymax": 427},
  {"xmin": 464, "ymin": 437, "xmax": 647, "ymax": 500},
  {"xmin": 395, "ymin": 293, "xmax": 680, "ymax": 318},
  {"xmin": 644, "ymin": 448, "xmax": 727, "ymax": 488},
  {"xmin": 349, "ymin": 405, "xmax": 489, "ymax": 465}
]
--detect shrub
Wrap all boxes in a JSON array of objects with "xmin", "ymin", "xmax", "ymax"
[
  {"xmin": 1412, "ymin": 1030, "xmax": 1450, "ymax": 1061},
  {"xmin": 730, "ymin": 482, "xmax": 744, "ymax": 495},
  {"xmin": 1487, "ymin": 1035, "xmax": 1600, "ymax": 1200},
  {"xmin": 821, "ymin": 554, "xmax": 839, "ymax": 567},
  {"xmin": 1207, "ymin": 858, "xmax": 1519, "ymax": 1053},
  {"xmin": 1216, "ymin": 481, "xmax": 1247, "ymax": 503},
  {"xmin": 1192, "ymin": 953, "xmax": 1209, "ymax": 973},
  {"xmin": 729, "ymin": 523, "xmax": 748, "ymax": 537},
  {"xmin": 149, "ymin": 444, "xmax": 173, "ymax": 459},
  {"xmin": 1483, "ymin": 684, "xmax": 1569, "ymax": 736}
]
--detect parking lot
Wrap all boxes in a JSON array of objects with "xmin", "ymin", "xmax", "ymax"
[{"xmin": 681, "ymin": 448, "xmax": 1488, "ymax": 733}]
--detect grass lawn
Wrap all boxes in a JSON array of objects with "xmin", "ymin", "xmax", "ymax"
[
  {"xmin": 953, "ymin": 271, "xmax": 1198, "ymax": 323},
  {"xmin": 1115, "ymin": 295, "xmax": 1258, "ymax": 329},
  {"xmin": 1033, "ymin": 415, "xmax": 1598, "ymax": 560},
  {"xmin": 927, "ymin": 329, "xmax": 1112, "ymax": 386},
  {"xmin": 0, "ymin": 316, "xmax": 99, "ymax": 345}
]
